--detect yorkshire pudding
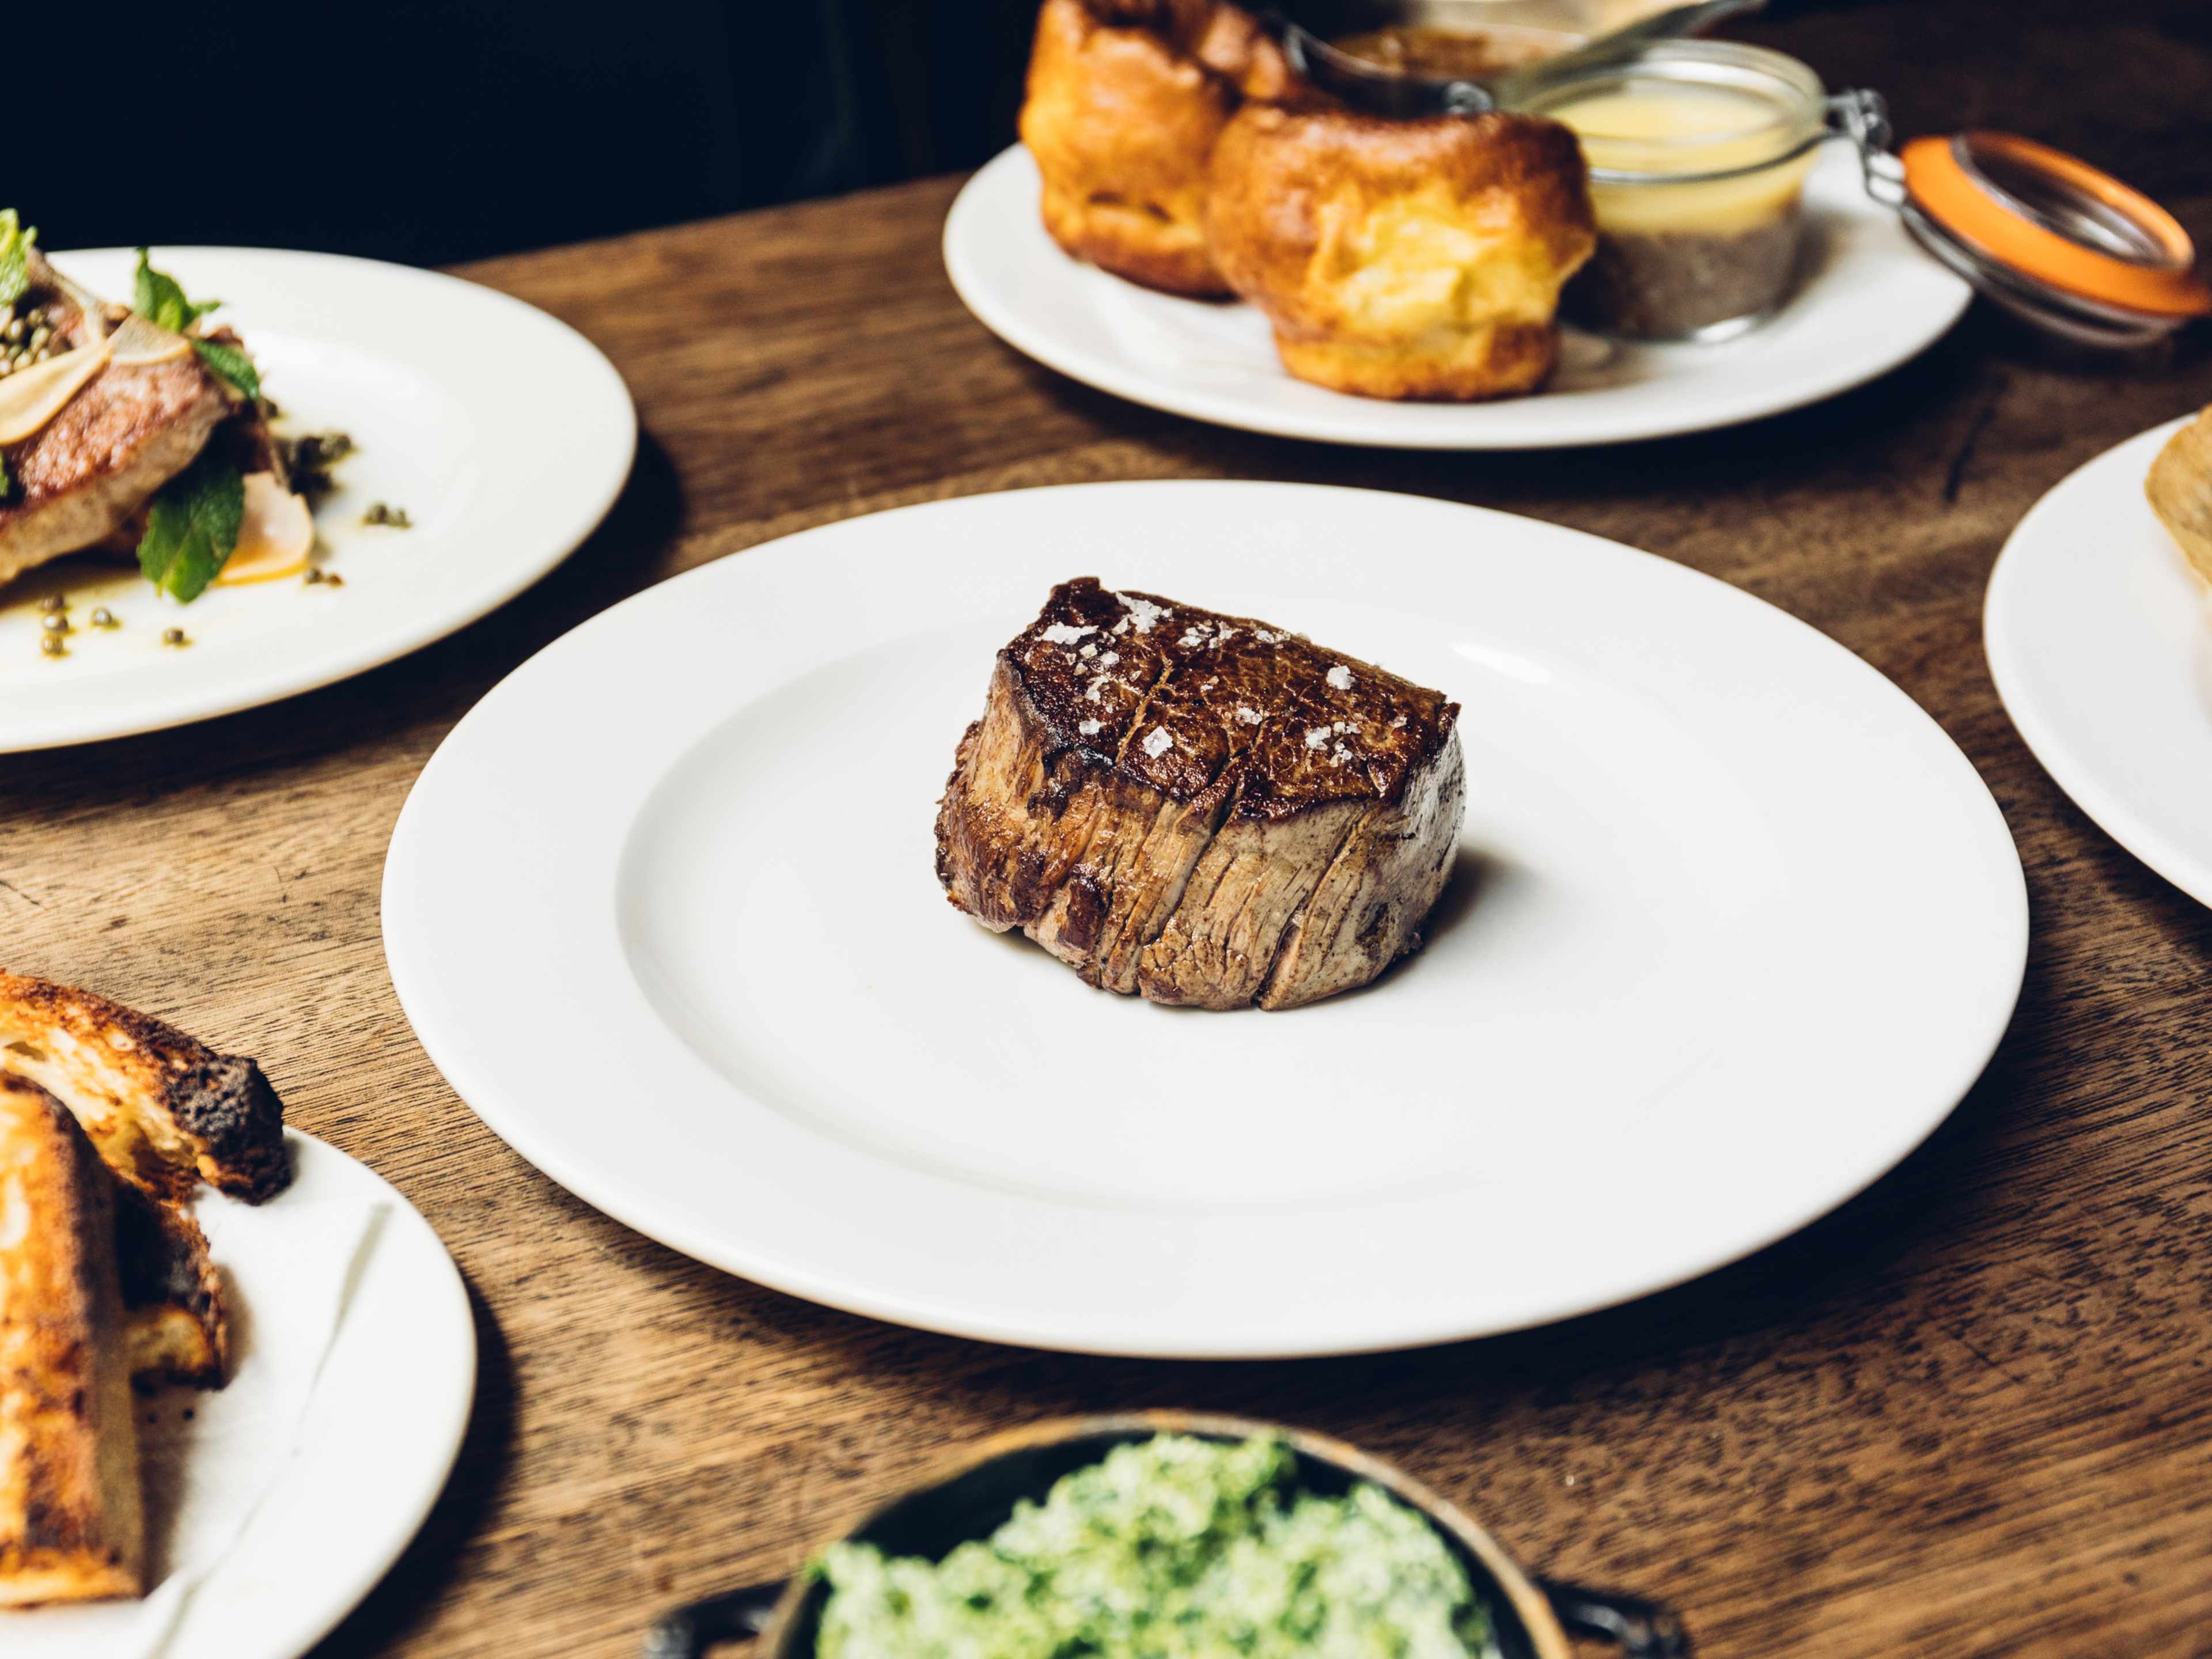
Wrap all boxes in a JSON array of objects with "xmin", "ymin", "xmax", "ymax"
[
  {"xmin": 1204, "ymin": 104, "xmax": 1597, "ymax": 400},
  {"xmin": 1019, "ymin": 0, "xmax": 1297, "ymax": 297}
]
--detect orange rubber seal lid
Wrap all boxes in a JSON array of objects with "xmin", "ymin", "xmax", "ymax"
[{"xmin": 1902, "ymin": 131, "xmax": 2212, "ymax": 319}]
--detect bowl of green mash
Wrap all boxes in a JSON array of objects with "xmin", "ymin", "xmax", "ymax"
[{"xmin": 644, "ymin": 1413, "xmax": 1685, "ymax": 1659}]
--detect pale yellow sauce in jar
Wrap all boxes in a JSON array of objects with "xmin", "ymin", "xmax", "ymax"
[{"xmin": 1547, "ymin": 82, "xmax": 1817, "ymax": 235}]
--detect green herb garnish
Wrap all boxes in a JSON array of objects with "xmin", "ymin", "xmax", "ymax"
[
  {"xmin": 131, "ymin": 248, "xmax": 260, "ymax": 399},
  {"xmin": 0, "ymin": 211, "xmax": 33, "ymax": 310},
  {"xmin": 137, "ymin": 452, "xmax": 244, "ymax": 603},
  {"xmin": 189, "ymin": 336, "xmax": 259, "ymax": 399},
  {"xmin": 131, "ymin": 247, "xmax": 220, "ymax": 332}
]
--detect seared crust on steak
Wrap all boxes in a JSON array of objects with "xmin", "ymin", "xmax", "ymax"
[
  {"xmin": 0, "ymin": 249, "xmax": 233, "ymax": 592},
  {"xmin": 0, "ymin": 1074, "xmax": 146, "ymax": 1606},
  {"xmin": 935, "ymin": 578, "xmax": 1465, "ymax": 1009},
  {"xmin": 0, "ymin": 974, "xmax": 290, "ymax": 1205}
]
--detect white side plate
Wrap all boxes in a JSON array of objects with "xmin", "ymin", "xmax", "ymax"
[
  {"xmin": 944, "ymin": 145, "xmax": 1972, "ymax": 449},
  {"xmin": 12, "ymin": 1131, "xmax": 474, "ymax": 1659},
  {"xmin": 1986, "ymin": 417, "xmax": 2212, "ymax": 907},
  {"xmin": 384, "ymin": 482, "xmax": 2025, "ymax": 1358},
  {"xmin": 0, "ymin": 247, "xmax": 634, "ymax": 752}
]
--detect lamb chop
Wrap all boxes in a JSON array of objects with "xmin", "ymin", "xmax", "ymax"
[
  {"xmin": 936, "ymin": 578, "xmax": 1465, "ymax": 1010},
  {"xmin": 0, "ymin": 228, "xmax": 296, "ymax": 600},
  {"xmin": 0, "ymin": 249, "xmax": 229, "ymax": 586}
]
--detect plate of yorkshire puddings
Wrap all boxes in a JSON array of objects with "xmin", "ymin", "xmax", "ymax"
[
  {"xmin": 944, "ymin": 0, "xmax": 1973, "ymax": 447},
  {"xmin": 0, "ymin": 975, "xmax": 472, "ymax": 1659}
]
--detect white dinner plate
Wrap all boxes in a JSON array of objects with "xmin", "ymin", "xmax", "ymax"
[
  {"xmin": 944, "ymin": 144, "xmax": 1972, "ymax": 450},
  {"xmin": 0, "ymin": 247, "xmax": 634, "ymax": 752},
  {"xmin": 383, "ymin": 482, "xmax": 2025, "ymax": 1358},
  {"xmin": 1986, "ymin": 417, "xmax": 2212, "ymax": 907},
  {"xmin": 13, "ymin": 1131, "xmax": 474, "ymax": 1659}
]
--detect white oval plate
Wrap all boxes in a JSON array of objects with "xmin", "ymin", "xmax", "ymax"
[
  {"xmin": 944, "ymin": 145, "xmax": 1971, "ymax": 449},
  {"xmin": 0, "ymin": 247, "xmax": 635, "ymax": 752},
  {"xmin": 1986, "ymin": 416, "xmax": 2212, "ymax": 907},
  {"xmin": 384, "ymin": 482, "xmax": 2024, "ymax": 1358},
  {"xmin": 12, "ymin": 1131, "xmax": 474, "ymax": 1659}
]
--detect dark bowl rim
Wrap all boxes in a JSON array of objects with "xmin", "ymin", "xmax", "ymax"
[{"xmin": 753, "ymin": 1409, "xmax": 1573, "ymax": 1659}]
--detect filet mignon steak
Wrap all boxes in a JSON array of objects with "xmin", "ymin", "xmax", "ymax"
[{"xmin": 935, "ymin": 577, "xmax": 1465, "ymax": 1010}]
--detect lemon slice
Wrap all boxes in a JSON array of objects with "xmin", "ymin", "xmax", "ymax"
[
  {"xmin": 215, "ymin": 473, "xmax": 316, "ymax": 585},
  {"xmin": 0, "ymin": 338, "xmax": 114, "ymax": 444},
  {"xmin": 106, "ymin": 314, "xmax": 194, "ymax": 368}
]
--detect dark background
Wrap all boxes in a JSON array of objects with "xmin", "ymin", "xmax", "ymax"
[
  {"xmin": 23, "ymin": 0, "xmax": 1040, "ymax": 266},
  {"xmin": 24, "ymin": 0, "xmax": 2212, "ymax": 266}
]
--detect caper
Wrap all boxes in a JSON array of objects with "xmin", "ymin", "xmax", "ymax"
[
  {"xmin": 37, "ymin": 594, "xmax": 65, "ymax": 613},
  {"xmin": 161, "ymin": 627, "xmax": 188, "ymax": 647},
  {"xmin": 40, "ymin": 613, "xmax": 68, "ymax": 635},
  {"xmin": 89, "ymin": 607, "xmax": 117, "ymax": 629},
  {"xmin": 39, "ymin": 635, "xmax": 65, "ymax": 658}
]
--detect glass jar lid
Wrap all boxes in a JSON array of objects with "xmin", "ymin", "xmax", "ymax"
[{"xmin": 1896, "ymin": 131, "xmax": 2212, "ymax": 345}]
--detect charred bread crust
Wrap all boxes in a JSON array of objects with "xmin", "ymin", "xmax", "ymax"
[
  {"xmin": 0, "ymin": 1075, "xmax": 146, "ymax": 1605},
  {"xmin": 0, "ymin": 974, "xmax": 291, "ymax": 1204},
  {"xmin": 113, "ymin": 1182, "xmax": 227, "ymax": 1388}
]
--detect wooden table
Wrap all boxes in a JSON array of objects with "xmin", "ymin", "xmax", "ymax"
[{"xmin": 7, "ymin": 3, "xmax": 2211, "ymax": 1654}]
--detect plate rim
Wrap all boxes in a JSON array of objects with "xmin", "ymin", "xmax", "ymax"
[
  {"xmin": 240, "ymin": 1128, "xmax": 477, "ymax": 1659},
  {"xmin": 942, "ymin": 144, "xmax": 1973, "ymax": 452},
  {"xmin": 1, "ymin": 245, "xmax": 637, "ymax": 754},
  {"xmin": 385, "ymin": 479, "xmax": 2027, "ymax": 1357},
  {"xmin": 1985, "ymin": 415, "xmax": 2212, "ymax": 907}
]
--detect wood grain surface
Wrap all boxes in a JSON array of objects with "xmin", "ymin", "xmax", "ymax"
[{"xmin": 7, "ymin": 3, "xmax": 2212, "ymax": 1655}]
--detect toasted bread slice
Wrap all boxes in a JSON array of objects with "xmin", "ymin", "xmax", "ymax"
[
  {"xmin": 0, "ymin": 974, "xmax": 290, "ymax": 1205},
  {"xmin": 0, "ymin": 1074, "xmax": 146, "ymax": 1606},
  {"xmin": 114, "ymin": 1181, "xmax": 226, "ymax": 1388},
  {"xmin": 2147, "ymin": 405, "xmax": 2212, "ymax": 586}
]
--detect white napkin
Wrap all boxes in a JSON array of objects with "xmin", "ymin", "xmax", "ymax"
[{"xmin": 12, "ymin": 1147, "xmax": 386, "ymax": 1659}]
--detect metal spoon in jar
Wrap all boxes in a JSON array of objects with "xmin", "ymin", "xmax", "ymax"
[{"xmin": 1270, "ymin": 0, "xmax": 1769, "ymax": 118}]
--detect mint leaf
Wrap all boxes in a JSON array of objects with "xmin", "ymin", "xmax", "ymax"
[
  {"xmin": 138, "ymin": 454, "xmax": 244, "ymax": 603},
  {"xmin": 0, "ymin": 211, "xmax": 33, "ymax": 310},
  {"xmin": 192, "ymin": 338, "xmax": 259, "ymax": 399},
  {"xmin": 132, "ymin": 248, "xmax": 220, "ymax": 334}
]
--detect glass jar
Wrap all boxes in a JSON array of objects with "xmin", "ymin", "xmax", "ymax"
[{"xmin": 1513, "ymin": 40, "xmax": 1830, "ymax": 342}]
